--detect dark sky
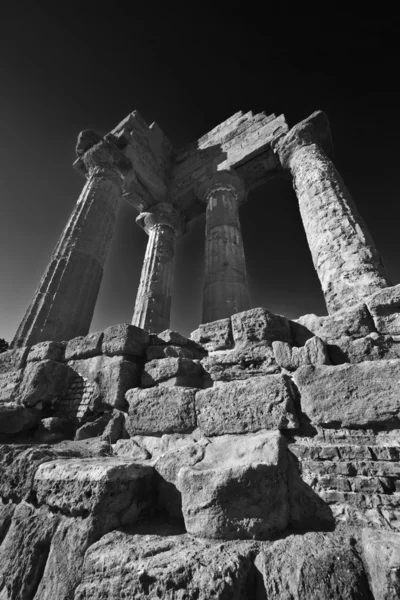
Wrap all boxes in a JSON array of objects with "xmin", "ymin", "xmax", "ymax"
[{"xmin": 1, "ymin": 8, "xmax": 399, "ymax": 341}]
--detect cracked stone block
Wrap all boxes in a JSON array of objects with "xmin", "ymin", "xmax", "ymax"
[
  {"xmin": 366, "ymin": 283, "xmax": 400, "ymax": 335},
  {"xmin": 190, "ymin": 318, "xmax": 233, "ymax": 351},
  {"xmin": 231, "ymin": 307, "xmax": 292, "ymax": 346},
  {"xmin": 102, "ymin": 324, "xmax": 149, "ymax": 357},
  {"xmin": 27, "ymin": 341, "xmax": 66, "ymax": 363},
  {"xmin": 65, "ymin": 332, "xmax": 104, "ymax": 361}
]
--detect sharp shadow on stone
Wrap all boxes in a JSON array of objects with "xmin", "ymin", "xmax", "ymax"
[{"xmin": 122, "ymin": 508, "xmax": 187, "ymax": 537}]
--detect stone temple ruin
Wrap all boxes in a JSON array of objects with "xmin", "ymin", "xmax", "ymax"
[{"xmin": 1, "ymin": 109, "xmax": 400, "ymax": 598}]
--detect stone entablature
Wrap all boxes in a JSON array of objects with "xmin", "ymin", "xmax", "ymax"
[{"xmin": 12, "ymin": 108, "xmax": 391, "ymax": 347}]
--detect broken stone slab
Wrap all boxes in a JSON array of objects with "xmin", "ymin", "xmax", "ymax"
[
  {"xmin": 273, "ymin": 336, "xmax": 330, "ymax": 371},
  {"xmin": 361, "ymin": 528, "xmax": 400, "ymax": 600},
  {"xmin": 254, "ymin": 528, "xmax": 372, "ymax": 599},
  {"xmin": 102, "ymin": 323, "xmax": 149, "ymax": 357},
  {"xmin": 294, "ymin": 360, "xmax": 400, "ymax": 428},
  {"xmin": 196, "ymin": 375, "xmax": 298, "ymax": 436},
  {"xmin": 64, "ymin": 331, "xmax": 103, "ymax": 361},
  {"xmin": 328, "ymin": 333, "xmax": 400, "ymax": 364},
  {"xmin": 100, "ymin": 409, "xmax": 127, "ymax": 444},
  {"xmin": 67, "ymin": 355, "xmax": 139, "ymax": 410},
  {"xmin": 231, "ymin": 307, "xmax": 292, "ymax": 346},
  {"xmin": 0, "ymin": 347, "xmax": 30, "ymax": 375},
  {"xmin": 201, "ymin": 342, "xmax": 280, "ymax": 382},
  {"xmin": 34, "ymin": 458, "xmax": 154, "ymax": 528},
  {"xmin": 74, "ymin": 530, "xmax": 256, "ymax": 599},
  {"xmin": 27, "ymin": 341, "xmax": 66, "ymax": 362},
  {"xmin": 178, "ymin": 430, "xmax": 289, "ymax": 539},
  {"xmin": 129, "ymin": 430, "xmax": 208, "ymax": 459},
  {"xmin": 293, "ymin": 303, "xmax": 375, "ymax": 344},
  {"xmin": 366, "ymin": 283, "xmax": 400, "ymax": 335},
  {"xmin": 146, "ymin": 344, "xmax": 194, "ymax": 360},
  {"xmin": 125, "ymin": 386, "xmax": 197, "ymax": 435},
  {"xmin": 112, "ymin": 438, "xmax": 150, "ymax": 460},
  {"xmin": 141, "ymin": 357, "xmax": 204, "ymax": 388},
  {"xmin": 74, "ymin": 413, "xmax": 114, "ymax": 441},
  {"xmin": 190, "ymin": 317, "xmax": 233, "ymax": 351}
]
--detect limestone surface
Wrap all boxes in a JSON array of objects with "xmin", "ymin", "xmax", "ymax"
[
  {"xmin": 196, "ymin": 375, "xmax": 298, "ymax": 435},
  {"xmin": 366, "ymin": 283, "xmax": 400, "ymax": 335},
  {"xmin": 232, "ymin": 307, "xmax": 292, "ymax": 346}
]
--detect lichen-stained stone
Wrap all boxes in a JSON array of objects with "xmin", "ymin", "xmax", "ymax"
[
  {"xmin": 141, "ymin": 357, "xmax": 204, "ymax": 387},
  {"xmin": 273, "ymin": 336, "xmax": 330, "ymax": 371},
  {"xmin": 125, "ymin": 386, "xmax": 197, "ymax": 435},
  {"xmin": 102, "ymin": 323, "xmax": 149, "ymax": 357},
  {"xmin": 178, "ymin": 431, "xmax": 289, "ymax": 540},
  {"xmin": 201, "ymin": 342, "xmax": 280, "ymax": 382},
  {"xmin": 254, "ymin": 528, "xmax": 372, "ymax": 599},
  {"xmin": 196, "ymin": 375, "xmax": 298, "ymax": 436},
  {"xmin": 74, "ymin": 531, "xmax": 256, "ymax": 599},
  {"xmin": 0, "ymin": 346, "xmax": 30, "ymax": 375},
  {"xmin": 34, "ymin": 458, "xmax": 154, "ymax": 527},
  {"xmin": 68, "ymin": 355, "xmax": 138, "ymax": 410},
  {"xmin": 27, "ymin": 340, "xmax": 66, "ymax": 362},
  {"xmin": 294, "ymin": 303, "xmax": 375, "ymax": 344},
  {"xmin": 362, "ymin": 528, "xmax": 400, "ymax": 600},
  {"xmin": 190, "ymin": 317, "xmax": 233, "ymax": 351},
  {"xmin": 366, "ymin": 283, "xmax": 400, "ymax": 335},
  {"xmin": 64, "ymin": 331, "xmax": 104, "ymax": 361},
  {"xmin": 294, "ymin": 360, "xmax": 400, "ymax": 428},
  {"xmin": 231, "ymin": 307, "xmax": 292, "ymax": 346},
  {"xmin": 18, "ymin": 359, "xmax": 70, "ymax": 407},
  {"xmin": 0, "ymin": 402, "xmax": 41, "ymax": 434}
]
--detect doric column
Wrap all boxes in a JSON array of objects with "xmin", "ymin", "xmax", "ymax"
[
  {"xmin": 12, "ymin": 132, "xmax": 132, "ymax": 347},
  {"xmin": 132, "ymin": 202, "xmax": 186, "ymax": 333},
  {"xmin": 273, "ymin": 111, "xmax": 391, "ymax": 313},
  {"xmin": 196, "ymin": 171, "xmax": 250, "ymax": 323}
]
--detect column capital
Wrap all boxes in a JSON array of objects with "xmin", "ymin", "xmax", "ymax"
[
  {"xmin": 272, "ymin": 111, "xmax": 332, "ymax": 170},
  {"xmin": 73, "ymin": 130, "xmax": 132, "ymax": 183},
  {"xmin": 136, "ymin": 202, "xmax": 186, "ymax": 238},
  {"xmin": 195, "ymin": 171, "xmax": 247, "ymax": 205}
]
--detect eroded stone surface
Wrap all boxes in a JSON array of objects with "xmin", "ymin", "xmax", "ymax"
[
  {"xmin": 232, "ymin": 307, "xmax": 292, "ymax": 346},
  {"xmin": 102, "ymin": 324, "xmax": 149, "ymax": 357},
  {"xmin": 201, "ymin": 342, "xmax": 279, "ymax": 381},
  {"xmin": 27, "ymin": 341, "xmax": 66, "ymax": 363},
  {"xmin": 126, "ymin": 386, "xmax": 197, "ymax": 435},
  {"xmin": 141, "ymin": 357, "xmax": 204, "ymax": 388},
  {"xmin": 294, "ymin": 360, "xmax": 400, "ymax": 428},
  {"xmin": 190, "ymin": 317, "xmax": 233, "ymax": 351},
  {"xmin": 196, "ymin": 375, "xmax": 298, "ymax": 435},
  {"xmin": 178, "ymin": 431, "xmax": 289, "ymax": 539},
  {"xmin": 366, "ymin": 283, "xmax": 400, "ymax": 336},
  {"xmin": 65, "ymin": 331, "xmax": 103, "ymax": 361},
  {"xmin": 273, "ymin": 336, "xmax": 330, "ymax": 370},
  {"xmin": 362, "ymin": 528, "xmax": 400, "ymax": 599}
]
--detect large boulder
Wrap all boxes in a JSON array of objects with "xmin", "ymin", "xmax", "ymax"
[
  {"xmin": 125, "ymin": 386, "xmax": 197, "ymax": 435},
  {"xmin": 231, "ymin": 307, "xmax": 292, "ymax": 346},
  {"xmin": 102, "ymin": 323, "xmax": 149, "ymax": 357},
  {"xmin": 17, "ymin": 360, "xmax": 70, "ymax": 407},
  {"xmin": 64, "ymin": 332, "xmax": 103, "ymax": 361},
  {"xmin": 178, "ymin": 431, "xmax": 289, "ymax": 540},
  {"xmin": 294, "ymin": 360, "xmax": 400, "ymax": 428},
  {"xmin": 27, "ymin": 341, "xmax": 66, "ymax": 362},
  {"xmin": 74, "ymin": 531, "xmax": 256, "ymax": 599},
  {"xmin": 254, "ymin": 529, "xmax": 372, "ymax": 599},
  {"xmin": 196, "ymin": 375, "xmax": 298, "ymax": 436}
]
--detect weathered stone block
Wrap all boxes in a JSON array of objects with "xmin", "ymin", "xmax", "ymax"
[
  {"xmin": 294, "ymin": 360, "xmax": 400, "ymax": 428},
  {"xmin": 0, "ymin": 347, "xmax": 30, "ymax": 375},
  {"xmin": 146, "ymin": 344, "xmax": 194, "ymax": 360},
  {"xmin": 74, "ymin": 530, "xmax": 255, "ymax": 599},
  {"xmin": 201, "ymin": 342, "xmax": 279, "ymax": 381},
  {"xmin": 141, "ymin": 357, "xmax": 204, "ymax": 387},
  {"xmin": 366, "ymin": 283, "xmax": 400, "ymax": 335},
  {"xmin": 34, "ymin": 458, "xmax": 154, "ymax": 527},
  {"xmin": 65, "ymin": 331, "xmax": 103, "ymax": 361},
  {"xmin": 102, "ymin": 323, "xmax": 149, "ymax": 357},
  {"xmin": 34, "ymin": 416, "xmax": 74, "ymax": 443},
  {"xmin": 231, "ymin": 307, "xmax": 291, "ymax": 346},
  {"xmin": 362, "ymin": 528, "xmax": 400, "ymax": 600},
  {"xmin": 75, "ymin": 413, "xmax": 113, "ymax": 441},
  {"xmin": 273, "ymin": 336, "xmax": 330, "ymax": 370},
  {"xmin": 190, "ymin": 318, "xmax": 233, "ymax": 351},
  {"xmin": 294, "ymin": 303, "xmax": 375, "ymax": 344},
  {"xmin": 125, "ymin": 386, "xmax": 197, "ymax": 435},
  {"xmin": 18, "ymin": 360, "xmax": 70, "ymax": 408},
  {"xmin": 112, "ymin": 439, "xmax": 150, "ymax": 460},
  {"xmin": 0, "ymin": 368, "xmax": 24, "ymax": 402},
  {"xmin": 196, "ymin": 375, "xmax": 298, "ymax": 436},
  {"xmin": 68, "ymin": 355, "xmax": 138, "ymax": 410},
  {"xmin": 27, "ymin": 341, "xmax": 66, "ymax": 362},
  {"xmin": 178, "ymin": 431, "xmax": 289, "ymax": 539},
  {"xmin": 0, "ymin": 403, "xmax": 41, "ymax": 434}
]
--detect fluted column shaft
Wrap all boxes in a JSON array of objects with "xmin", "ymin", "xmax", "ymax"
[
  {"xmin": 274, "ymin": 111, "xmax": 391, "ymax": 313},
  {"xmin": 132, "ymin": 203, "xmax": 185, "ymax": 333},
  {"xmin": 12, "ymin": 135, "xmax": 131, "ymax": 347},
  {"xmin": 197, "ymin": 172, "xmax": 250, "ymax": 323}
]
